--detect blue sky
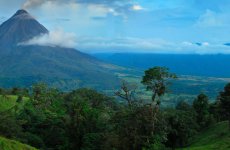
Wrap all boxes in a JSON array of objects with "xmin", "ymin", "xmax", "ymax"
[{"xmin": 1, "ymin": 0, "xmax": 230, "ymax": 54}]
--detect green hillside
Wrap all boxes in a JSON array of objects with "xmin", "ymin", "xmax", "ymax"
[
  {"xmin": 0, "ymin": 96, "xmax": 36, "ymax": 150},
  {"xmin": 0, "ymin": 95, "xmax": 29, "ymax": 112},
  {"xmin": 0, "ymin": 136, "xmax": 37, "ymax": 150},
  {"xmin": 180, "ymin": 121, "xmax": 230, "ymax": 150}
]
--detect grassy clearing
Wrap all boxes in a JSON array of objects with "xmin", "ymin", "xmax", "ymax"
[
  {"xmin": 180, "ymin": 121, "xmax": 230, "ymax": 150},
  {"xmin": 0, "ymin": 136, "xmax": 37, "ymax": 150},
  {"xmin": 0, "ymin": 95, "xmax": 29, "ymax": 112}
]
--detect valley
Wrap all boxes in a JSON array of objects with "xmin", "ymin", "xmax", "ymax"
[{"xmin": 115, "ymin": 72, "xmax": 230, "ymax": 107}]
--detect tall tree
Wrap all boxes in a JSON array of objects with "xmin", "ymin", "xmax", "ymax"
[
  {"xmin": 64, "ymin": 89, "xmax": 111, "ymax": 150},
  {"xmin": 193, "ymin": 94, "xmax": 210, "ymax": 129},
  {"xmin": 219, "ymin": 83, "xmax": 230, "ymax": 130},
  {"xmin": 142, "ymin": 67, "xmax": 177, "ymax": 106},
  {"xmin": 141, "ymin": 67, "xmax": 176, "ymax": 138}
]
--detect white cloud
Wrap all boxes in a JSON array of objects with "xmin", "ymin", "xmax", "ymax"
[
  {"xmin": 19, "ymin": 33, "xmax": 230, "ymax": 54},
  {"xmin": 182, "ymin": 42, "xmax": 209, "ymax": 47},
  {"xmin": 31, "ymin": 1, "xmax": 117, "ymax": 33},
  {"xmin": 75, "ymin": 37, "xmax": 174, "ymax": 52},
  {"xmin": 131, "ymin": 5, "xmax": 144, "ymax": 11},
  {"xmin": 73, "ymin": 37, "xmax": 230, "ymax": 54},
  {"xmin": 182, "ymin": 41, "xmax": 193, "ymax": 46},
  {"xmin": 20, "ymin": 29, "xmax": 77, "ymax": 48},
  {"xmin": 202, "ymin": 42, "xmax": 209, "ymax": 46},
  {"xmin": 195, "ymin": 9, "xmax": 230, "ymax": 27},
  {"xmin": 22, "ymin": 0, "xmax": 46, "ymax": 9},
  {"xmin": 30, "ymin": 0, "xmax": 126, "ymax": 30},
  {"xmin": 22, "ymin": 0, "xmax": 135, "ymax": 18},
  {"xmin": 179, "ymin": 41, "xmax": 230, "ymax": 54}
]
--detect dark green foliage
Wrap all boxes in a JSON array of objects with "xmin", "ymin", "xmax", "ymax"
[
  {"xmin": 176, "ymin": 100, "xmax": 191, "ymax": 111},
  {"xmin": 141, "ymin": 67, "xmax": 177, "ymax": 145},
  {"xmin": 105, "ymin": 106, "xmax": 168, "ymax": 150},
  {"xmin": 22, "ymin": 133, "xmax": 45, "ymax": 149},
  {"xmin": 0, "ymin": 80, "xmax": 229, "ymax": 150},
  {"xmin": 110, "ymin": 107, "xmax": 151, "ymax": 150},
  {"xmin": 16, "ymin": 95, "xmax": 23, "ymax": 103},
  {"xmin": 142, "ymin": 66, "xmax": 176, "ymax": 99},
  {"xmin": 193, "ymin": 94, "xmax": 210, "ymax": 129},
  {"xmin": 209, "ymin": 101, "xmax": 222, "ymax": 122},
  {"xmin": 11, "ymin": 88, "xmax": 19, "ymax": 95},
  {"xmin": 142, "ymin": 67, "xmax": 177, "ymax": 100},
  {"xmin": 165, "ymin": 109, "xmax": 198, "ymax": 149},
  {"xmin": 219, "ymin": 83, "xmax": 230, "ymax": 130},
  {"xmin": 0, "ymin": 88, "xmax": 3, "ymax": 94},
  {"xmin": 63, "ymin": 89, "xmax": 114, "ymax": 150},
  {"xmin": 0, "ymin": 111, "xmax": 23, "ymax": 139},
  {"xmin": 16, "ymin": 84, "xmax": 67, "ymax": 150}
]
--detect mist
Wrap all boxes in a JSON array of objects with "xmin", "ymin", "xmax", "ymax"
[{"xmin": 20, "ymin": 29, "xmax": 77, "ymax": 48}]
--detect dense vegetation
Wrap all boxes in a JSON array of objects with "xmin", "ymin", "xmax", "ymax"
[{"xmin": 0, "ymin": 67, "xmax": 229, "ymax": 150}]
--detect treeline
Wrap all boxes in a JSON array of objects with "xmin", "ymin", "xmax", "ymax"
[
  {"xmin": 0, "ymin": 67, "xmax": 229, "ymax": 150},
  {"xmin": 0, "ymin": 87, "xmax": 29, "ymax": 96}
]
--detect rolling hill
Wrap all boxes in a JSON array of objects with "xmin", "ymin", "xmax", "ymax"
[
  {"xmin": 180, "ymin": 121, "xmax": 230, "ymax": 150},
  {"xmin": 0, "ymin": 136, "xmax": 37, "ymax": 150}
]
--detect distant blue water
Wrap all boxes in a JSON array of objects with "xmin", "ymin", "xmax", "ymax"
[{"xmin": 93, "ymin": 53, "xmax": 230, "ymax": 78}]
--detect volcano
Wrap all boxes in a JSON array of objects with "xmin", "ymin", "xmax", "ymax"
[
  {"xmin": 0, "ymin": 10, "xmax": 48, "ymax": 47},
  {"xmin": 0, "ymin": 10, "xmax": 121, "ymax": 90}
]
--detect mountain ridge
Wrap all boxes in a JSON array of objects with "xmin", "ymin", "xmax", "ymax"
[{"xmin": 0, "ymin": 10, "xmax": 121, "ymax": 90}]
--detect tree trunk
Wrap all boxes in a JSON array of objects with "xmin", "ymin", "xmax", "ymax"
[{"xmin": 229, "ymin": 116, "xmax": 230, "ymax": 131}]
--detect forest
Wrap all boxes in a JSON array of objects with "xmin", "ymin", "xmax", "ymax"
[{"xmin": 0, "ymin": 67, "xmax": 229, "ymax": 150}]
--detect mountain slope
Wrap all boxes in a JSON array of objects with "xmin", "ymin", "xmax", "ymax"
[
  {"xmin": 0, "ymin": 10, "xmax": 121, "ymax": 90},
  {"xmin": 0, "ymin": 136, "xmax": 37, "ymax": 150},
  {"xmin": 179, "ymin": 121, "xmax": 230, "ymax": 150},
  {"xmin": 0, "ymin": 10, "xmax": 48, "ymax": 48}
]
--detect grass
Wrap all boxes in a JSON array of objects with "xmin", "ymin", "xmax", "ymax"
[
  {"xmin": 0, "ymin": 136, "xmax": 37, "ymax": 150},
  {"xmin": 0, "ymin": 95, "xmax": 29, "ymax": 112},
  {"xmin": 179, "ymin": 121, "xmax": 230, "ymax": 150}
]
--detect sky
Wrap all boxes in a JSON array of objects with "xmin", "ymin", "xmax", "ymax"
[{"xmin": 1, "ymin": 0, "xmax": 230, "ymax": 54}]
